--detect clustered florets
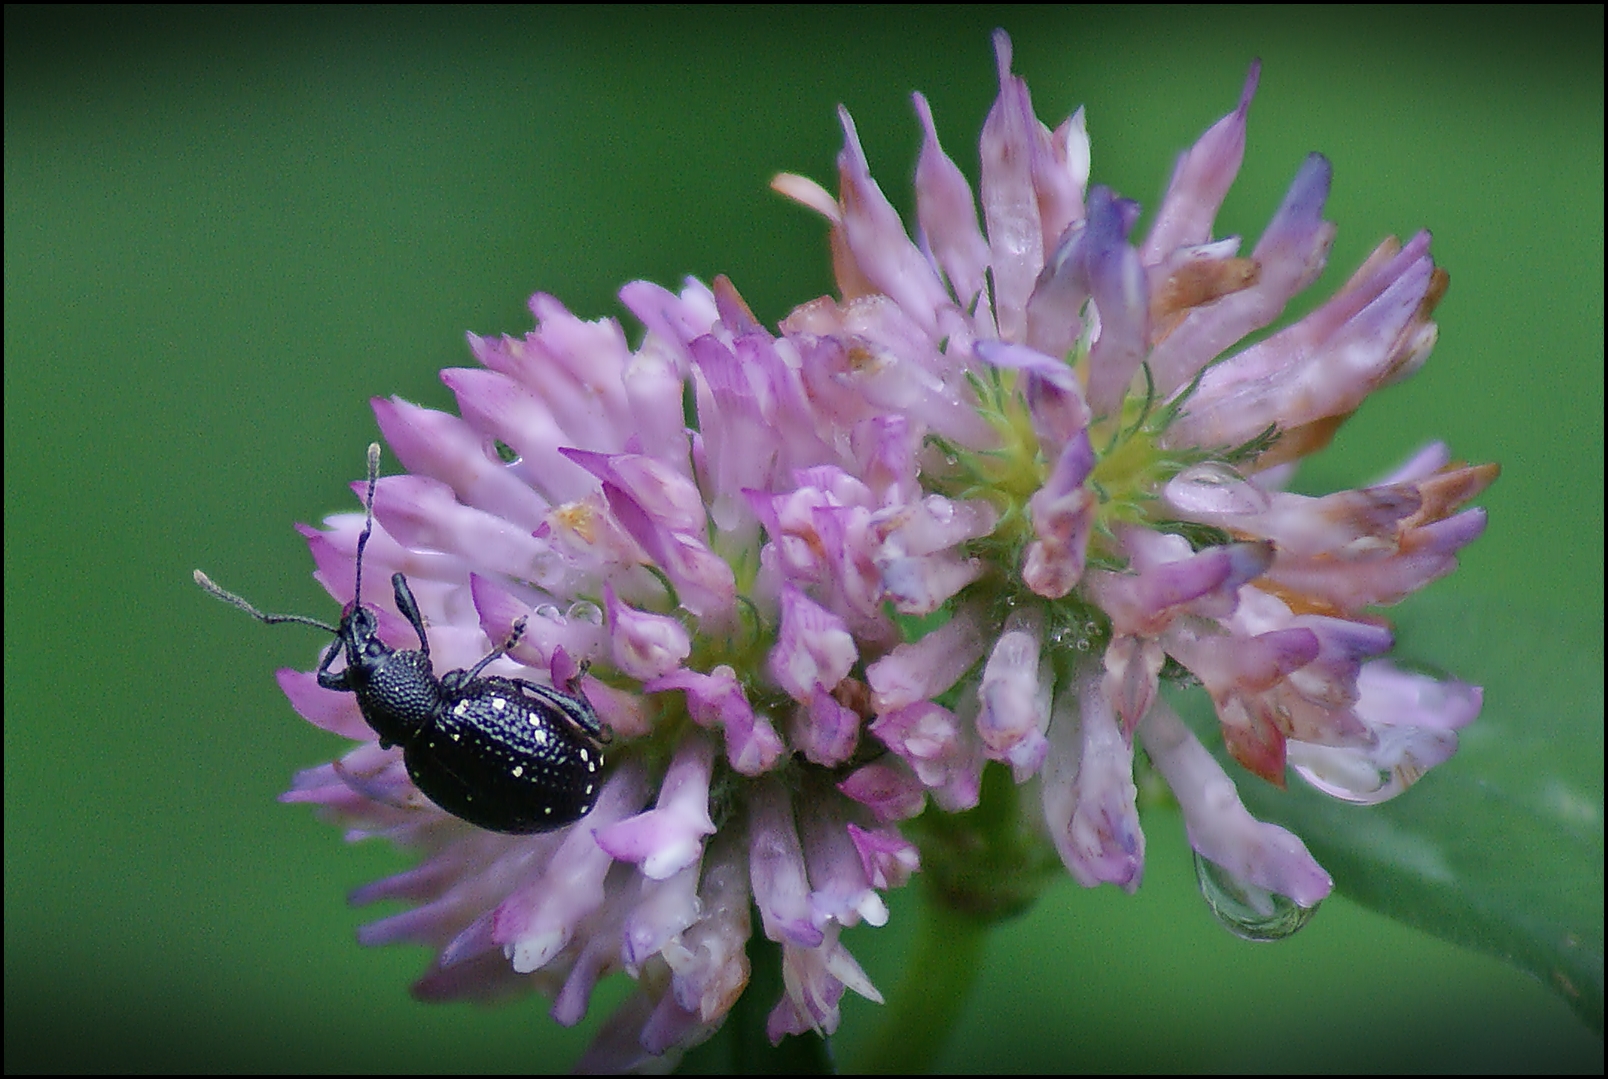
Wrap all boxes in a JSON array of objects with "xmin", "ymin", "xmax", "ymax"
[{"xmin": 276, "ymin": 30, "xmax": 1492, "ymax": 1068}]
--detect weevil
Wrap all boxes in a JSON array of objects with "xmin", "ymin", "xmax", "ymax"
[{"xmin": 195, "ymin": 443, "xmax": 608, "ymax": 833}]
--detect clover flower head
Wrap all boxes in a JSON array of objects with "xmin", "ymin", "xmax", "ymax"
[{"xmin": 274, "ymin": 30, "xmax": 1494, "ymax": 1067}]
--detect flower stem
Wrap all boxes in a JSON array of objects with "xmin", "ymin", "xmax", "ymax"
[{"xmin": 852, "ymin": 884, "xmax": 991, "ymax": 1073}]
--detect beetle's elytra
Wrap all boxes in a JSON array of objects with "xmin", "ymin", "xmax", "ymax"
[{"xmin": 195, "ymin": 443, "xmax": 609, "ymax": 834}]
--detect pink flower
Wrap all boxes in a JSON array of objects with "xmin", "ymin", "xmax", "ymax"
[{"xmin": 233, "ymin": 28, "xmax": 1495, "ymax": 1067}]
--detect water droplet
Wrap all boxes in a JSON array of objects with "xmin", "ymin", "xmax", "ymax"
[
  {"xmin": 533, "ymin": 604, "xmax": 564, "ymax": 622},
  {"xmin": 1166, "ymin": 462, "xmax": 1267, "ymax": 517},
  {"xmin": 1193, "ymin": 851, "xmax": 1320, "ymax": 941},
  {"xmin": 1074, "ymin": 636, "xmax": 1091, "ymax": 652},
  {"xmin": 567, "ymin": 600, "xmax": 603, "ymax": 625},
  {"xmin": 528, "ymin": 551, "xmax": 567, "ymax": 588},
  {"xmin": 1288, "ymin": 741, "xmax": 1398, "ymax": 805},
  {"xmin": 1287, "ymin": 727, "xmax": 1455, "ymax": 806}
]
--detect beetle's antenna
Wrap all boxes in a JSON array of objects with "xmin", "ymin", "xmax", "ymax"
[
  {"xmin": 193, "ymin": 570, "xmax": 339, "ymax": 633},
  {"xmin": 352, "ymin": 442, "xmax": 382, "ymax": 609}
]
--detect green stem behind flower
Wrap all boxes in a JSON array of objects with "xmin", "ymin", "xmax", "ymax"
[
  {"xmin": 852, "ymin": 884, "xmax": 991, "ymax": 1074},
  {"xmin": 854, "ymin": 765, "xmax": 1063, "ymax": 1071}
]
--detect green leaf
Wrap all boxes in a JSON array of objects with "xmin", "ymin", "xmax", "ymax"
[{"xmin": 1178, "ymin": 594, "xmax": 1604, "ymax": 1034}]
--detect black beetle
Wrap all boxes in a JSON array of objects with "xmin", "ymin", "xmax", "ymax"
[{"xmin": 195, "ymin": 443, "xmax": 609, "ymax": 833}]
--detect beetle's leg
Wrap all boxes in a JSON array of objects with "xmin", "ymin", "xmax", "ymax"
[
  {"xmin": 515, "ymin": 677, "xmax": 611, "ymax": 743},
  {"xmin": 461, "ymin": 616, "xmax": 529, "ymax": 683},
  {"xmin": 315, "ymin": 635, "xmax": 350, "ymax": 691},
  {"xmin": 564, "ymin": 658, "xmax": 591, "ymax": 696},
  {"xmin": 390, "ymin": 572, "xmax": 430, "ymax": 655}
]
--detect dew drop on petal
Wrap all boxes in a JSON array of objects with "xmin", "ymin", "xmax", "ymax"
[
  {"xmin": 1288, "ymin": 741, "xmax": 1399, "ymax": 804},
  {"xmin": 528, "ymin": 551, "xmax": 568, "ymax": 588},
  {"xmin": 1193, "ymin": 851, "xmax": 1320, "ymax": 941},
  {"xmin": 1166, "ymin": 462, "xmax": 1266, "ymax": 517},
  {"xmin": 567, "ymin": 600, "xmax": 604, "ymax": 625},
  {"xmin": 1287, "ymin": 728, "xmax": 1455, "ymax": 806},
  {"xmin": 534, "ymin": 604, "xmax": 565, "ymax": 622}
]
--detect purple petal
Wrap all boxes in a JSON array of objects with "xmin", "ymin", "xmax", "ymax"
[
  {"xmin": 748, "ymin": 778, "xmax": 825, "ymax": 948},
  {"xmin": 1141, "ymin": 60, "xmax": 1259, "ymax": 264},
  {"xmin": 1041, "ymin": 674, "xmax": 1145, "ymax": 891},
  {"xmin": 594, "ymin": 734, "xmax": 716, "ymax": 879},
  {"xmin": 1140, "ymin": 702, "xmax": 1331, "ymax": 907}
]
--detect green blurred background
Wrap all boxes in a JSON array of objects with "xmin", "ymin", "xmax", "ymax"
[{"xmin": 6, "ymin": 6, "xmax": 1601, "ymax": 1072}]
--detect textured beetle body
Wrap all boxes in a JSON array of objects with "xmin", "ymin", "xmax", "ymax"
[
  {"xmin": 196, "ymin": 443, "xmax": 608, "ymax": 835},
  {"xmin": 313, "ymin": 572, "xmax": 609, "ymax": 836},
  {"xmin": 414, "ymin": 673, "xmax": 606, "ymax": 833},
  {"xmin": 322, "ymin": 605, "xmax": 441, "ymax": 743}
]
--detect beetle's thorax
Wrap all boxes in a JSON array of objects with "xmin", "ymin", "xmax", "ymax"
[{"xmin": 349, "ymin": 647, "xmax": 442, "ymax": 745}]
